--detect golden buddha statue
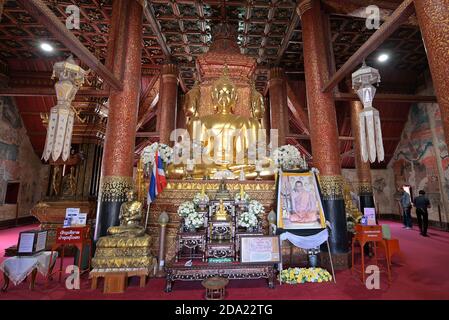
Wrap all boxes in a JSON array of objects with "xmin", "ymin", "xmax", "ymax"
[
  {"xmin": 214, "ymin": 199, "xmax": 230, "ymax": 221},
  {"xmin": 107, "ymin": 190, "xmax": 145, "ymax": 237},
  {"xmin": 183, "ymin": 80, "xmax": 200, "ymax": 129}
]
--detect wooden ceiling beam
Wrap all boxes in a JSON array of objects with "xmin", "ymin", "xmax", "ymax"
[
  {"xmin": 335, "ymin": 92, "xmax": 437, "ymax": 103},
  {"xmin": 143, "ymin": 1, "xmax": 171, "ymax": 57},
  {"xmin": 16, "ymin": 0, "xmax": 122, "ymax": 91},
  {"xmin": 135, "ymin": 132, "xmax": 160, "ymax": 138},
  {"xmin": 287, "ymin": 134, "xmax": 400, "ymax": 142},
  {"xmin": 321, "ymin": 0, "xmax": 415, "ymax": 93},
  {"xmin": 0, "ymin": 87, "xmax": 109, "ymax": 97},
  {"xmin": 286, "ymin": 81, "xmax": 310, "ymax": 134},
  {"xmin": 275, "ymin": 12, "xmax": 299, "ymax": 64}
]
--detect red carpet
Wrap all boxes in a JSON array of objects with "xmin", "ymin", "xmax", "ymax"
[{"xmin": 1, "ymin": 221, "xmax": 449, "ymax": 300}]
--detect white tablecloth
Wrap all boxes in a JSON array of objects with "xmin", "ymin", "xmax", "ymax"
[{"xmin": 0, "ymin": 251, "xmax": 58, "ymax": 286}]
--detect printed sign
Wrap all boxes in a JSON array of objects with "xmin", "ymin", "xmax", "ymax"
[
  {"xmin": 364, "ymin": 208, "xmax": 377, "ymax": 226},
  {"xmin": 55, "ymin": 227, "xmax": 86, "ymax": 244},
  {"xmin": 240, "ymin": 236, "xmax": 280, "ymax": 263}
]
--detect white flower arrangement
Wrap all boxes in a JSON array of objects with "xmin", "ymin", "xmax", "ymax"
[
  {"xmin": 272, "ymin": 145, "xmax": 307, "ymax": 170},
  {"xmin": 238, "ymin": 211, "xmax": 259, "ymax": 229},
  {"xmin": 184, "ymin": 211, "xmax": 205, "ymax": 230},
  {"xmin": 177, "ymin": 201, "xmax": 196, "ymax": 218},
  {"xmin": 234, "ymin": 191, "xmax": 251, "ymax": 203},
  {"xmin": 141, "ymin": 142, "xmax": 174, "ymax": 166},
  {"xmin": 248, "ymin": 199, "xmax": 264, "ymax": 217},
  {"xmin": 193, "ymin": 192, "xmax": 209, "ymax": 205}
]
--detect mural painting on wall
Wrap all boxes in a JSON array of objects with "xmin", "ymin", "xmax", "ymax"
[{"xmin": 391, "ymin": 104, "xmax": 449, "ymax": 208}]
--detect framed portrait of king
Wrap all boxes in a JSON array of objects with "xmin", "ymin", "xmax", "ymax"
[{"xmin": 276, "ymin": 171, "xmax": 326, "ymax": 230}]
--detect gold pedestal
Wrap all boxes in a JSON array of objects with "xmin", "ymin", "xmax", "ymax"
[{"xmin": 92, "ymin": 234, "xmax": 155, "ymax": 270}]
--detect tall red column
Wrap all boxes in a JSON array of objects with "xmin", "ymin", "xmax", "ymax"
[
  {"xmin": 158, "ymin": 63, "xmax": 179, "ymax": 145},
  {"xmin": 95, "ymin": 0, "xmax": 143, "ymax": 240},
  {"xmin": 414, "ymin": 0, "xmax": 449, "ymax": 146},
  {"xmin": 268, "ymin": 67, "xmax": 289, "ymax": 145},
  {"xmin": 350, "ymin": 97, "xmax": 375, "ymax": 211},
  {"xmin": 298, "ymin": 0, "xmax": 348, "ymax": 266}
]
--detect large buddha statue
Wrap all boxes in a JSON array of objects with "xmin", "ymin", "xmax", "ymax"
[{"xmin": 170, "ymin": 67, "xmax": 272, "ymax": 179}]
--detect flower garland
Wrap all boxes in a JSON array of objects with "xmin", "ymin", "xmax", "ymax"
[
  {"xmin": 177, "ymin": 201, "xmax": 196, "ymax": 218},
  {"xmin": 238, "ymin": 211, "xmax": 258, "ymax": 228},
  {"xmin": 273, "ymin": 145, "xmax": 307, "ymax": 170},
  {"xmin": 177, "ymin": 201, "xmax": 204, "ymax": 230},
  {"xmin": 193, "ymin": 192, "xmax": 209, "ymax": 205},
  {"xmin": 238, "ymin": 200, "xmax": 264, "ymax": 229},
  {"xmin": 280, "ymin": 267, "xmax": 333, "ymax": 284},
  {"xmin": 141, "ymin": 142, "xmax": 174, "ymax": 166},
  {"xmin": 234, "ymin": 191, "xmax": 250, "ymax": 203},
  {"xmin": 184, "ymin": 211, "xmax": 204, "ymax": 229},
  {"xmin": 248, "ymin": 200, "xmax": 264, "ymax": 216}
]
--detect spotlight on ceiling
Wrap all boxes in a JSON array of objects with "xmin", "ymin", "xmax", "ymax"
[
  {"xmin": 40, "ymin": 42, "xmax": 54, "ymax": 52},
  {"xmin": 377, "ymin": 53, "xmax": 389, "ymax": 63}
]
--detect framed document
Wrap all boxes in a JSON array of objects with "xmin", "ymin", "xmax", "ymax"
[
  {"xmin": 17, "ymin": 230, "xmax": 48, "ymax": 255},
  {"xmin": 240, "ymin": 236, "xmax": 281, "ymax": 263}
]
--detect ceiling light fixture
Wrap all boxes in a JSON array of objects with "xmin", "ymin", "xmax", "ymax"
[
  {"xmin": 40, "ymin": 42, "xmax": 54, "ymax": 52},
  {"xmin": 377, "ymin": 53, "xmax": 389, "ymax": 63}
]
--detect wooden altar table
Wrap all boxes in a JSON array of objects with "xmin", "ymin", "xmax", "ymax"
[{"xmin": 164, "ymin": 260, "xmax": 276, "ymax": 292}]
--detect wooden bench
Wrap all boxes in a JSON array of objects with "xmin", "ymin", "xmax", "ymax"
[{"xmin": 89, "ymin": 268, "xmax": 149, "ymax": 294}]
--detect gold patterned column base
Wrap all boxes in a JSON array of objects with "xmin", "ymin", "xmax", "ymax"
[
  {"xmin": 99, "ymin": 176, "xmax": 133, "ymax": 202},
  {"xmin": 319, "ymin": 175, "xmax": 344, "ymax": 200},
  {"xmin": 358, "ymin": 182, "xmax": 373, "ymax": 195}
]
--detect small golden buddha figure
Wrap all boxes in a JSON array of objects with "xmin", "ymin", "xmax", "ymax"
[
  {"xmin": 107, "ymin": 190, "xmax": 145, "ymax": 237},
  {"xmin": 214, "ymin": 199, "xmax": 230, "ymax": 221}
]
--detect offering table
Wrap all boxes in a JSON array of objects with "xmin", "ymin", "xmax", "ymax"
[{"xmin": 164, "ymin": 259, "xmax": 276, "ymax": 292}]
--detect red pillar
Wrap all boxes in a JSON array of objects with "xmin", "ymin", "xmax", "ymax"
[
  {"xmin": 298, "ymin": 0, "xmax": 348, "ymax": 265},
  {"xmin": 350, "ymin": 97, "xmax": 375, "ymax": 211},
  {"xmin": 158, "ymin": 63, "xmax": 179, "ymax": 145},
  {"xmin": 268, "ymin": 67, "xmax": 289, "ymax": 145},
  {"xmin": 414, "ymin": 0, "xmax": 449, "ymax": 146},
  {"xmin": 95, "ymin": 0, "xmax": 143, "ymax": 240}
]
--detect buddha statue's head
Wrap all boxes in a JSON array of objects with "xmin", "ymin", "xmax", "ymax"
[
  {"xmin": 126, "ymin": 189, "xmax": 136, "ymax": 201},
  {"xmin": 211, "ymin": 66, "xmax": 237, "ymax": 114}
]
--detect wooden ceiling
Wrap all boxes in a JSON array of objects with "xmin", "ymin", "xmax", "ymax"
[{"xmin": 0, "ymin": 0, "xmax": 432, "ymax": 169}]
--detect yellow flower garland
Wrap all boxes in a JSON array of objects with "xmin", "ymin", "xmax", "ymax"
[{"xmin": 280, "ymin": 267, "xmax": 332, "ymax": 284}]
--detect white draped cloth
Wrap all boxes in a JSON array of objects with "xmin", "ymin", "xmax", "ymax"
[
  {"xmin": 279, "ymin": 229, "xmax": 329, "ymax": 249},
  {"xmin": 0, "ymin": 251, "xmax": 58, "ymax": 286}
]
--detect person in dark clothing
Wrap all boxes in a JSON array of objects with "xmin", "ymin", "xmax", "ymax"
[
  {"xmin": 400, "ymin": 188, "xmax": 413, "ymax": 229},
  {"xmin": 413, "ymin": 190, "xmax": 431, "ymax": 237}
]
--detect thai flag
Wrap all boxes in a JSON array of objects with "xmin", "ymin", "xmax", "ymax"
[{"xmin": 148, "ymin": 151, "xmax": 167, "ymax": 205}]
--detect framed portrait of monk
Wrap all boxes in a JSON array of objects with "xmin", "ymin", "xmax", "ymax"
[{"xmin": 276, "ymin": 171, "xmax": 326, "ymax": 230}]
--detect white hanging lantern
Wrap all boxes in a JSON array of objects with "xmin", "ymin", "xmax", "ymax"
[
  {"xmin": 42, "ymin": 55, "xmax": 87, "ymax": 162},
  {"xmin": 352, "ymin": 61, "xmax": 384, "ymax": 163}
]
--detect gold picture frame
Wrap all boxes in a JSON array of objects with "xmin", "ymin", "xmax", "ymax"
[{"xmin": 276, "ymin": 171, "xmax": 326, "ymax": 230}]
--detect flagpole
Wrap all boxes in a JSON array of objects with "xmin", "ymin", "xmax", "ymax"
[
  {"xmin": 144, "ymin": 161, "xmax": 153, "ymax": 231},
  {"xmin": 144, "ymin": 202, "xmax": 151, "ymax": 231}
]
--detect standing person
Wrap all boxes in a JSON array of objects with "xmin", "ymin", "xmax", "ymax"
[
  {"xmin": 400, "ymin": 188, "xmax": 413, "ymax": 229},
  {"xmin": 413, "ymin": 190, "xmax": 431, "ymax": 237}
]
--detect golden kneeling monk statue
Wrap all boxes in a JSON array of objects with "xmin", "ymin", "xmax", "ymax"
[
  {"xmin": 107, "ymin": 190, "xmax": 145, "ymax": 237},
  {"xmin": 92, "ymin": 189, "xmax": 154, "ymax": 271}
]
